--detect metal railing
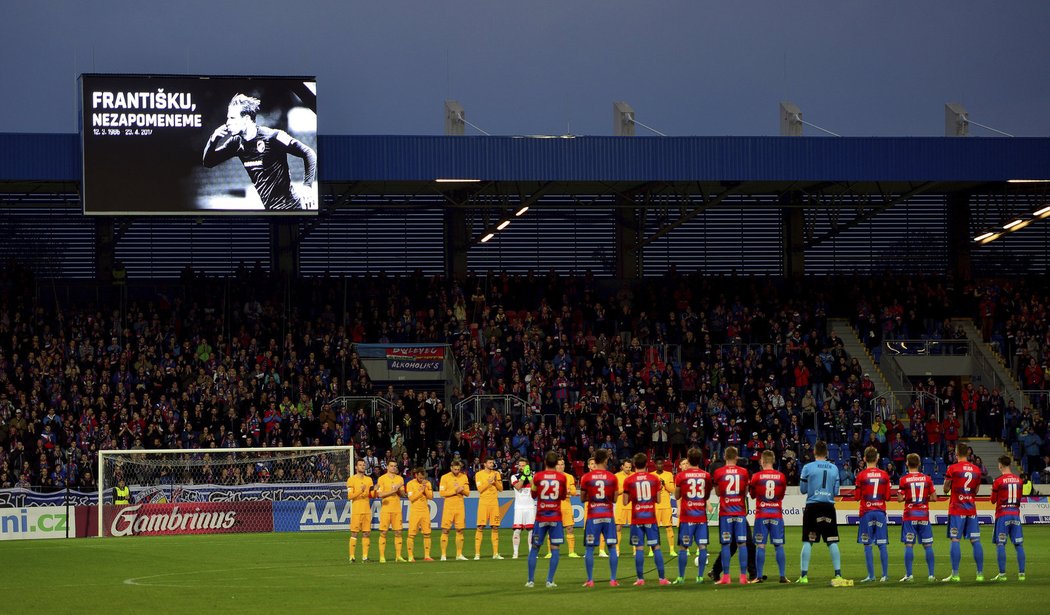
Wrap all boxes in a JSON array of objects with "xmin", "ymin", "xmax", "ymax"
[
  {"xmin": 452, "ymin": 394, "xmax": 528, "ymax": 432},
  {"xmin": 329, "ymin": 396, "xmax": 396, "ymax": 430},
  {"xmin": 882, "ymin": 338, "xmax": 972, "ymax": 356},
  {"xmin": 1020, "ymin": 389, "xmax": 1049, "ymax": 417}
]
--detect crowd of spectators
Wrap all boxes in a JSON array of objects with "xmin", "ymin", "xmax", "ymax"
[{"xmin": 1, "ymin": 263, "xmax": 1048, "ymax": 492}]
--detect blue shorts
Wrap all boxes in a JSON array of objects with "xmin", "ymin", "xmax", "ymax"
[
  {"xmin": 754, "ymin": 517, "xmax": 785, "ymax": 546},
  {"xmin": 584, "ymin": 518, "xmax": 618, "ymax": 546},
  {"xmin": 857, "ymin": 511, "xmax": 888, "ymax": 545},
  {"xmin": 947, "ymin": 515, "xmax": 981, "ymax": 540},
  {"xmin": 677, "ymin": 522, "xmax": 709, "ymax": 548},
  {"xmin": 531, "ymin": 521, "xmax": 564, "ymax": 548},
  {"xmin": 993, "ymin": 517, "xmax": 1023, "ymax": 546},
  {"xmin": 629, "ymin": 523, "xmax": 660, "ymax": 547},
  {"xmin": 900, "ymin": 520, "xmax": 934, "ymax": 545},
  {"xmin": 718, "ymin": 516, "xmax": 748, "ymax": 545}
]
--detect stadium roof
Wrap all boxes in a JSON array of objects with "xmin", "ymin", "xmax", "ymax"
[{"xmin": 3, "ymin": 134, "xmax": 1050, "ymax": 192}]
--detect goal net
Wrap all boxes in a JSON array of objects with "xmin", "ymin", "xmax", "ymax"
[{"xmin": 97, "ymin": 446, "xmax": 354, "ymax": 538}]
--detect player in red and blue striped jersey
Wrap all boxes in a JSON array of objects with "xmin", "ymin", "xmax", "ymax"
[
  {"xmin": 579, "ymin": 449, "xmax": 620, "ymax": 587},
  {"xmin": 526, "ymin": 451, "xmax": 567, "ymax": 589},
  {"xmin": 622, "ymin": 452, "xmax": 669, "ymax": 586},
  {"xmin": 712, "ymin": 446, "xmax": 750, "ymax": 585},
  {"xmin": 855, "ymin": 447, "xmax": 891, "ymax": 582},
  {"xmin": 990, "ymin": 455, "xmax": 1026, "ymax": 582},
  {"xmin": 749, "ymin": 450, "xmax": 789, "ymax": 583},
  {"xmin": 898, "ymin": 453, "xmax": 937, "ymax": 582},
  {"xmin": 942, "ymin": 442, "xmax": 984, "ymax": 582},
  {"xmin": 674, "ymin": 448, "xmax": 712, "ymax": 584}
]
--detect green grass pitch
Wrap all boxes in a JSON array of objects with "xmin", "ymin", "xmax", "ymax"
[{"xmin": 2, "ymin": 527, "xmax": 1048, "ymax": 614}]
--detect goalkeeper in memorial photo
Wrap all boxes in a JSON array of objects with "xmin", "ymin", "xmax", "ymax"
[{"xmin": 202, "ymin": 93, "xmax": 317, "ymax": 211}]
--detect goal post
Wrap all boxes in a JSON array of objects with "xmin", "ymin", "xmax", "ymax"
[{"xmin": 97, "ymin": 445, "xmax": 354, "ymax": 538}]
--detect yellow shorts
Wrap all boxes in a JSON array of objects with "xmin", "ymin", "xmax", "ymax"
[
  {"xmin": 407, "ymin": 513, "xmax": 431, "ymax": 535},
  {"xmin": 441, "ymin": 507, "xmax": 465, "ymax": 530},
  {"xmin": 476, "ymin": 503, "xmax": 502, "ymax": 527},
  {"xmin": 614, "ymin": 505, "xmax": 632, "ymax": 526},
  {"xmin": 655, "ymin": 508, "xmax": 673, "ymax": 527},
  {"xmin": 379, "ymin": 510, "xmax": 403, "ymax": 531},
  {"xmin": 561, "ymin": 503, "xmax": 575, "ymax": 528},
  {"xmin": 349, "ymin": 511, "xmax": 371, "ymax": 533}
]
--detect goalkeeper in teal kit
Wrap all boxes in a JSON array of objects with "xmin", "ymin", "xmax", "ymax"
[
  {"xmin": 798, "ymin": 440, "xmax": 852, "ymax": 586},
  {"xmin": 203, "ymin": 94, "xmax": 316, "ymax": 211}
]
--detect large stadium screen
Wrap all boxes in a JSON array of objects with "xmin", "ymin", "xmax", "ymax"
[{"xmin": 80, "ymin": 74, "xmax": 318, "ymax": 215}]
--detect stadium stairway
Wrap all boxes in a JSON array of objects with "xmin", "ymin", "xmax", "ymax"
[
  {"xmin": 961, "ymin": 438, "xmax": 1009, "ymax": 481},
  {"xmin": 951, "ymin": 318, "xmax": 1027, "ymax": 412},
  {"xmin": 828, "ymin": 318, "xmax": 894, "ymax": 410}
]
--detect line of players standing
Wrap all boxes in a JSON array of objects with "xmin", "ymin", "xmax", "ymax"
[{"xmin": 345, "ymin": 441, "xmax": 1027, "ymax": 588}]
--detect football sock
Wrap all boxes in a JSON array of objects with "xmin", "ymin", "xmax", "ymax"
[
  {"xmin": 828, "ymin": 543, "xmax": 841, "ymax": 575},
  {"xmin": 566, "ymin": 531, "xmax": 575, "ymax": 554},
  {"xmin": 379, "ymin": 535, "xmax": 387, "ymax": 558},
  {"xmin": 491, "ymin": 529, "xmax": 499, "ymax": 555},
  {"xmin": 879, "ymin": 544, "xmax": 888, "ymax": 578},
  {"xmin": 455, "ymin": 531, "xmax": 464, "ymax": 557},
  {"xmin": 678, "ymin": 548, "xmax": 688, "ymax": 578},
  {"xmin": 635, "ymin": 549, "xmax": 645, "ymax": 578},
  {"xmin": 527, "ymin": 547, "xmax": 539, "ymax": 583},
  {"xmin": 972, "ymin": 540, "xmax": 984, "ymax": 573},
  {"xmin": 423, "ymin": 535, "xmax": 432, "ymax": 559},
  {"xmin": 440, "ymin": 534, "xmax": 449, "ymax": 558},
  {"xmin": 585, "ymin": 547, "xmax": 595, "ymax": 581},
  {"xmin": 721, "ymin": 546, "xmax": 731, "ymax": 574},
  {"xmin": 512, "ymin": 529, "xmax": 521, "ymax": 556},
  {"xmin": 756, "ymin": 546, "xmax": 766, "ymax": 579},
  {"xmin": 394, "ymin": 535, "xmax": 403, "ymax": 559},
  {"xmin": 950, "ymin": 541, "xmax": 961, "ymax": 573},
  {"xmin": 775, "ymin": 545, "xmax": 786, "ymax": 577},
  {"xmin": 923, "ymin": 545, "xmax": 934, "ymax": 577},
  {"xmin": 654, "ymin": 548, "xmax": 665, "ymax": 579},
  {"xmin": 865, "ymin": 546, "xmax": 874, "ymax": 578},
  {"xmin": 475, "ymin": 529, "xmax": 483, "ymax": 556},
  {"xmin": 528, "ymin": 530, "xmax": 534, "ymax": 551},
  {"xmin": 361, "ymin": 537, "xmax": 370, "ymax": 559},
  {"xmin": 547, "ymin": 548, "xmax": 560, "ymax": 584},
  {"xmin": 609, "ymin": 546, "xmax": 619, "ymax": 579},
  {"xmin": 738, "ymin": 544, "xmax": 748, "ymax": 575},
  {"xmin": 349, "ymin": 535, "xmax": 356, "ymax": 559},
  {"xmin": 904, "ymin": 546, "xmax": 914, "ymax": 577},
  {"xmin": 697, "ymin": 549, "xmax": 708, "ymax": 576},
  {"xmin": 997, "ymin": 544, "xmax": 1007, "ymax": 574},
  {"xmin": 800, "ymin": 542, "xmax": 812, "ymax": 576},
  {"xmin": 666, "ymin": 526, "xmax": 675, "ymax": 548},
  {"xmin": 1017, "ymin": 545, "xmax": 1026, "ymax": 573}
]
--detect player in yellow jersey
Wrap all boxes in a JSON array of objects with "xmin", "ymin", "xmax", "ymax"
[
  {"xmin": 439, "ymin": 459, "xmax": 471, "ymax": 561},
  {"xmin": 474, "ymin": 458, "xmax": 505, "ymax": 559},
  {"xmin": 376, "ymin": 460, "xmax": 407, "ymax": 563},
  {"xmin": 653, "ymin": 456, "xmax": 677, "ymax": 552},
  {"xmin": 403, "ymin": 463, "xmax": 432, "ymax": 558},
  {"xmin": 405, "ymin": 467, "xmax": 434, "ymax": 562},
  {"xmin": 346, "ymin": 458, "xmax": 374, "ymax": 562},
  {"xmin": 614, "ymin": 458, "xmax": 634, "ymax": 548}
]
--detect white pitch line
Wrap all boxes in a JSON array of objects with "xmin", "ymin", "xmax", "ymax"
[{"xmin": 125, "ymin": 563, "xmax": 476, "ymax": 586}]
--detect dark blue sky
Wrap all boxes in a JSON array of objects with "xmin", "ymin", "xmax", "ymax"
[{"xmin": 3, "ymin": 0, "xmax": 1048, "ymax": 136}]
